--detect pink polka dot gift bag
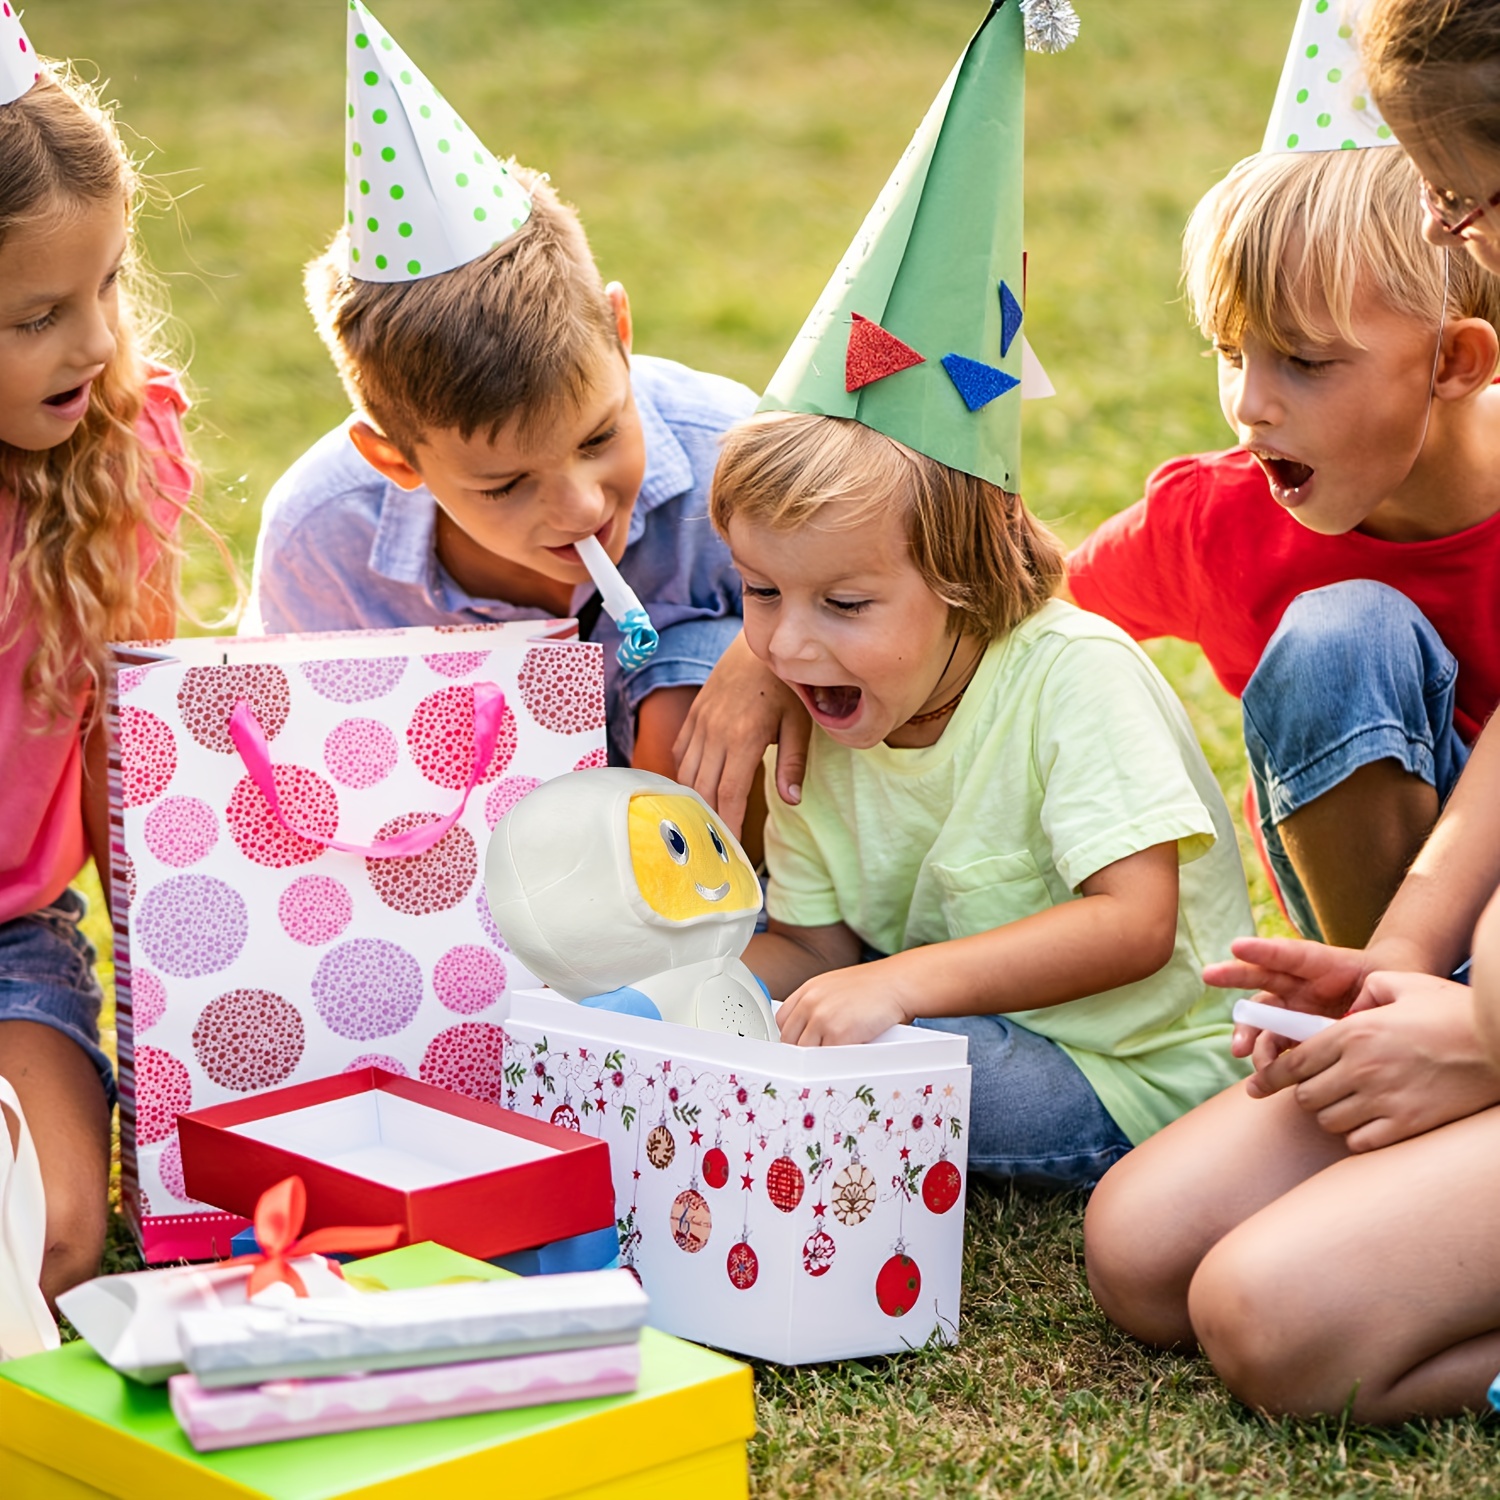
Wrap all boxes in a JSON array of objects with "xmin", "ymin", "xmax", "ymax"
[{"xmin": 106, "ymin": 621, "xmax": 605, "ymax": 1263}]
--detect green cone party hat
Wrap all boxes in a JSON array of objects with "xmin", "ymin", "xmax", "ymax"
[
  {"xmin": 1262, "ymin": 0, "xmax": 1396, "ymax": 154},
  {"xmin": 1, "ymin": 2, "xmax": 41, "ymax": 107},
  {"xmin": 344, "ymin": 0, "xmax": 533, "ymax": 282},
  {"xmin": 759, "ymin": 0, "xmax": 1075, "ymax": 491}
]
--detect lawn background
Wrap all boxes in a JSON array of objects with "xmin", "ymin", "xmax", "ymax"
[{"xmin": 38, "ymin": 0, "xmax": 1499, "ymax": 1493}]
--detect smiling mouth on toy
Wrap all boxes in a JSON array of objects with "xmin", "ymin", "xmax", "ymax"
[{"xmin": 694, "ymin": 880, "xmax": 731, "ymax": 901}]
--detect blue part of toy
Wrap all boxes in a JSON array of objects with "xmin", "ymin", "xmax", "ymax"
[
  {"xmin": 1491, "ymin": 1370, "xmax": 1500, "ymax": 1413},
  {"xmin": 751, "ymin": 971, "xmax": 772, "ymax": 1003},
  {"xmin": 490, "ymin": 1224, "xmax": 622, "ymax": 1277},
  {"xmin": 579, "ymin": 985, "xmax": 662, "ymax": 1020},
  {"xmin": 614, "ymin": 607, "xmax": 660, "ymax": 671}
]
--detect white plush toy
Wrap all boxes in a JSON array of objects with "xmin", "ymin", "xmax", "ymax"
[{"xmin": 484, "ymin": 769, "xmax": 776, "ymax": 1040}]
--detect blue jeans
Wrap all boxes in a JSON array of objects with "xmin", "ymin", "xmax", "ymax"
[
  {"xmin": 1242, "ymin": 580, "xmax": 1470, "ymax": 941},
  {"xmin": 0, "ymin": 888, "xmax": 115, "ymax": 1108},
  {"xmin": 915, "ymin": 1014, "xmax": 1132, "ymax": 1191}
]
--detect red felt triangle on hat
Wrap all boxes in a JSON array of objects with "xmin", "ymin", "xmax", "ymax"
[{"xmin": 845, "ymin": 313, "xmax": 925, "ymax": 392}]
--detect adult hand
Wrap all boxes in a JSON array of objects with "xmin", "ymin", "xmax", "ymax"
[
  {"xmin": 776, "ymin": 960, "xmax": 914, "ymax": 1048},
  {"xmin": 673, "ymin": 631, "xmax": 811, "ymax": 837},
  {"xmin": 1244, "ymin": 972, "xmax": 1500, "ymax": 1150}
]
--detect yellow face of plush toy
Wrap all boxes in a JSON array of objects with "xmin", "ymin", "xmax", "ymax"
[{"xmin": 626, "ymin": 794, "xmax": 760, "ymax": 923}]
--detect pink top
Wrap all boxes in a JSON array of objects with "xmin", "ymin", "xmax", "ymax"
[{"xmin": 0, "ymin": 371, "xmax": 191, "ymax": 925}]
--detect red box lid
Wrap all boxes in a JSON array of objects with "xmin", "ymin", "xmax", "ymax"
[{"xmin": 178, "ymin": 1069, "xmax": 614, "ymax": 1261}]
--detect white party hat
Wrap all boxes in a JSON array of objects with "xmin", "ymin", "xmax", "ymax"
[
  {"xmin": 1263, "ymin": 0, "xmax": 1396, "ymax": 154},
  {"xmin": 344, "ymin": 0, "xmax": 532, "ymax": 282},
  {"xmin": 1, "ymin": 2, "xmax": 42, "ymax": 107}
]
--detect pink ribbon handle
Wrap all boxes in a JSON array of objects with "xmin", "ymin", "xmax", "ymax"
[{"xmin": 227, "ymin": 682, "xmax": 507, "ymax": 860}]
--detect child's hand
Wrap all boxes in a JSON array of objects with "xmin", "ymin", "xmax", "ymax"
[
  {"xmin": 776, "ymin": 962, "xmax": 914, "ymax": 1047},
  {"xmin": 1204, "ymin": 935, "xmax": 1372, "ymax": 1055},
  {"xmin": 1244, "ymin": 972, "xmax": 1500, "ymax": 1150},
  {"xmin": 674, "ymin": 632, "xmax": 810, "ymax": 838}
]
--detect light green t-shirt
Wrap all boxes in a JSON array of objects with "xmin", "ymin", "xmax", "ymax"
[{"xmin": 765, "ymin": 600, "xmax": 1253, "ymax": 1144}]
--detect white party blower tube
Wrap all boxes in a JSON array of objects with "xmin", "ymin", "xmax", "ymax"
[{"xmin": 1231, "ymin": 999, "xmax": 1336, "ymax": 1043}]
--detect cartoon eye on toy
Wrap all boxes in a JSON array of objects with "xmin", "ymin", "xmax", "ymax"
[
  {"xmin": 708, "ymin": 823, "xmax": 729, "ymax": 863},
  {"xmin": 660, "ymin": 820, "xmax": 689, "ymax": 864}
]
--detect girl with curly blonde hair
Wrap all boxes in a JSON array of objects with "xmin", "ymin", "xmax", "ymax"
[{"xmin": 0, "ymin": 31, "xmax": 196, "ymax": 1302}]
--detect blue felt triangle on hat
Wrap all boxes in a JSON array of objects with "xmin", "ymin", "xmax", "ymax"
[
  {"xmin": 999, "ymin": 282, "xmax": 1023, "ymax": 359},
  {"xmin": 941, "ymin": 354, "xmax": 1020, "ymax": 413}
]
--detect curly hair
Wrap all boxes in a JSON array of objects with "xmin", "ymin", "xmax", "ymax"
[{"xmin": 0, "ymin": 64, "xmax": 191, "ymax": 722}]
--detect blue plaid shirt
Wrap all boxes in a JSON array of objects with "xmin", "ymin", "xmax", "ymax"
[{"xmin": 247, "ymin": 356, "xmax": 755, "ymax": 763}]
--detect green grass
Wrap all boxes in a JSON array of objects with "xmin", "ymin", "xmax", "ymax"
[{"xmin": 40, "ymin": 0, "xmax": 1497, "ymax": 1491}]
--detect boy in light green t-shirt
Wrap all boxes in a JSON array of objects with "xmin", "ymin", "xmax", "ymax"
[{"xmin": 713, "ymin": 413, "xmax": 1253, "ymax": 1189}]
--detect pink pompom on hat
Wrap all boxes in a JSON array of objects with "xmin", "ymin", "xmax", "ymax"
[{"xmin": 0, "ymin": 1, "xmax": 41, "ymax": 107}]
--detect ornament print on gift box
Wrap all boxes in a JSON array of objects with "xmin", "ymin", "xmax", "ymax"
[
  {"xmin": 801, "ymin": 1098, "xmax": 838, "ymax": 1277},
  {"xmin": 922, "ymin": 1156, "xmax": 963, "ymax": 1215},
  {"xmin": 728, "ymin": 1122, "xmax": 760, "ymax": 1291},
  {"xmin": 876, "ymin": 1250, "xmax": 923, "ymax": 1318},
  {"xmin": 667, "ymin": 1068, "xmax": 712, "ymax": 1255},
  {"xmin": 702, "ymin": 1129, "xmax": 729, "ymax": 1191},
  {"xmin": 549, "ymin": 1090, "xmax": 580, "ymax": 1133},
  {"xmin": 766, "ymin": 1153, "xmax": 805, "ymax": 1214},
  {"xmin": 669, "ymin": 1188, "xmax": 711, "ymax": 1253},
  {"xmin": 497, "ymin": 1026, "xmax": 969, "ymax": 1314},
  {"xmin": 726, "ymin": 1237, "xmax": 758, "ymax": 1291},
  {"xmin": 831, "ymin": 1157, "xmax": 877, "ymax": 1227},
  {"xmin": 645, "ymin": 1120, "xmax": 676, "ymax": 1171}
]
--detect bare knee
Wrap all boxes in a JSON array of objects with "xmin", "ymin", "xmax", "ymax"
[
  {"xmin": 1084, "ymin": 1156, "xmax": 1201, "ymax": 1350},
  {"xmin": 38, "ymin": 1173, "xmax": 108, "ymax": 1305},
  {"xmin": 1189, "ymin": 1236, "xmax": 1358, "ymax": 1418}
]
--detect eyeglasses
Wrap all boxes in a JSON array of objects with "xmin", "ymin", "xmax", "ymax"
[{"xmin": 1421, "ymin": 176, "xmax": 1500, "ymax": 236}]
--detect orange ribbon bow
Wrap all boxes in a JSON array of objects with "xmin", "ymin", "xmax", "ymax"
[{"xmin": 223, "ymin": 1175, "xmax": 403, "ymax": 1298}]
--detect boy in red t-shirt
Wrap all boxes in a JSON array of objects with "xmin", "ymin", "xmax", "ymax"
[
  {"xmin": 1068, "ymin": 144, "xmax": 1500, "ymax": 948},
  {"xmin": 678, "ymin": 148, "xmax": 1500, "ymax": 953}
]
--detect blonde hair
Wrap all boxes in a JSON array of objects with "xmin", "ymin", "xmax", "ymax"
[
  {"xmin": 709, "ymin": 412, "xmax": 1063, "ymax": 642},
  {"xmin": 305, "ymin": 168, "xmax": 621, "ymax": 459},
  {"xmin": 0, "ymin": 65, "xmax": 193, "ymax": 722},
  {"xmin": 1364, "ymin": 0, "xmax": 1500, "ymax": 153},
  {"xmin": 1182, "ymin": 144, "xmax": 1500, "ymax": 353}
]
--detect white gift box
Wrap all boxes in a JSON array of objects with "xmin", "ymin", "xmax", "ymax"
[
  {"xmin": 502, "ymin": 991, "xmax": 971, "ymax": 1364},
  {"xmin": 177, "ymin": 1269, "xmax": 650, "ymax": 1387},
  {"xmin": 56, "ymin": 1256, "xmax": 356, "ymax": 1385},
  {"xmin": 106, "ymin": 622, "xmax": 605, "ymax": 1262}
]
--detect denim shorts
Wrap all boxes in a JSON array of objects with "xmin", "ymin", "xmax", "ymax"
[
  {"xmin": 914, "ymin": 1013, "xmax": 1132, "ymax": 1191},
  {"xmin": 1242, "ymin": 580, "xmax": 1470, "ymax": 941},
  {"xmin": 0, "ymin": 888, "xmax": 115, "ymax": 1109}
]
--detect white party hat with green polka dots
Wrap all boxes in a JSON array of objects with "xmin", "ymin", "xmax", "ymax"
[
  {"xmin": 1263, "ymin": 0, "xmax": 1395, "ymax": 154},
  {"xmin": 0, "ymin": 1, "xmax": 42, "ymax": 108},
  {"xmin": 344, "ymin": 0, "xmax": 532, "ymax": 282}
]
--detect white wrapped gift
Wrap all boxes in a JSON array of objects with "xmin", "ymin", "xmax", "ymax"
[{"xmin": 178, "ymin": 1268, "xmax": 650, "ymax": 1387}]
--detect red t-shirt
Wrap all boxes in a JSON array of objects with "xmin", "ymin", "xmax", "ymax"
[{"xmin": 1068, "ymin": 448, "xmax": 1500, "ymax": 744}]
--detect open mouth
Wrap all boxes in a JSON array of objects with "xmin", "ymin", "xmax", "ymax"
[
  {"xmin": 43, "ymin": 382, "xmax": 91, "ymax": 418},
  {"xmin": 1254, "ymin": 451, "xmax": 1315, "ymax": 502},
  {"xmin": 802, "ymin": 683, "xmax": 863, "ymax": 725},
  {"xmin": 694, "ymin": 880, "xmax": 730, "ymax": 902}
]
